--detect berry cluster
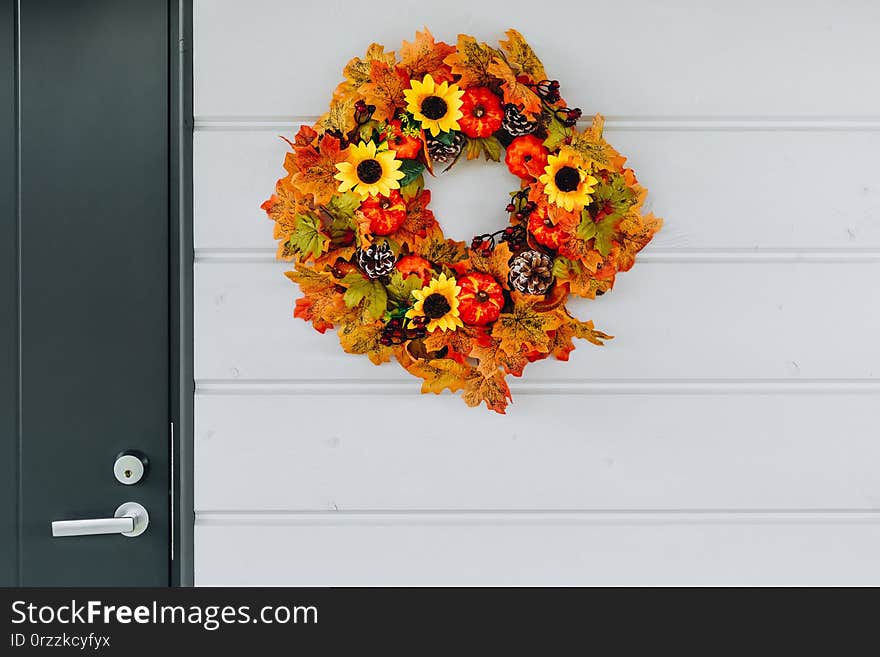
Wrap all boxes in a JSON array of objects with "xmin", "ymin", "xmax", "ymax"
[
  {"xmin": 379, "ymin": 315, "xmax": 428, "ymax": 346},
  {"xmin": 470, "ymin": 224, "xmax": 527, "ymax": 253},
  {"xmin": 534, "ymin": 79, "xmax": 562, "ymax": 103}
]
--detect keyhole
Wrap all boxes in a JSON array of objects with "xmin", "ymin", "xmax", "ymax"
[{"xmin": 124, "ymin": 469, "xmax": 132, "ymax": 479}]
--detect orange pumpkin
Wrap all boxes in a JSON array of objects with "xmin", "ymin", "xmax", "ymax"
[
  {"xmin": 360, "ymin": 189, "xmax": 407, "ymax": 235},
  {"xmin": 395, "ymin": 254, "xmax": 434, "ymax": 285},
  {"xmin": 458, "ymin": 87, "xmax": 504, "ymax": 138},
  {"xmin": 528, "ymin": 205, "xmax": 565, "ymax": 250},
  {"xmin": 381, "ymin": 119, "xmax": 423, "ymax": 160},
  {"xmin": 457, "ymin": 273, "xmax": 504, "ymax": 326},
  {"xmin": 505, "ymin": 134, "xmax": 549, "ymax": 180}
]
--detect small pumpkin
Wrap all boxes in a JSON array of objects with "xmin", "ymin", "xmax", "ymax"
[
  {"xmin": 505, "ymin": 134, "xmax": 549, "ymax": 180},
  {"xmin": 458, "ymin": 87, "xmax": 504, "ymax": 138},
  {"xmin": 381, "ymin": 119, "xmax": 423, "ymax": 160},
  {"xmin": 395, "ymin": 254, "xmax": 434, "ymax": 285},
  {"xmin": 360, "ymin": 189, "xmax": 407, "ymax": 235},
  {"xmin": 457, "ymin": 272, "xmax": 504, "ymax": 326},
  {"xmin": 528, "ymin": 204, "xmax": 565, "ymax": 250}
]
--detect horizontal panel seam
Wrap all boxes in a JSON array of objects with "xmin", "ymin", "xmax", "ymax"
[{"xmin": 193, "ymin": 510, "xmax": 880, "ymax": 527}]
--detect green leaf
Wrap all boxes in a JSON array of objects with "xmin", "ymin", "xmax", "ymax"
[
  {"xmin": 575, "ymin": 211, "xmax": 597, "ymax": 241},
  {"xmin": 434, "ymin": 130, "xmax": 457, "ymax": 146},
  {"xmin": 543, "ymin": 111, "xmax": 571, "ymax": 150},
  {"xmin": 341, "ymin": 272, "xmax": 388, "ymax": 320},
  {"xmin": 385, "ymin": 270, "xmax": 423, "ymax": 306},
  {"xmin": 592, "ymin": 174, "xmax": 637, "ymax": 217},
  {"xmin": 399, "ymin": 173, "xmax": 425, "ymax": 200},
  {"xmin": 325, "ymin": 191, "xmax": 361, "ymax": 223},
  {"xmin": 594, "ymin": 216, "xmax": 619, "ymax": 257},
  {"xmin": 552, "ymin": 256, "xmax": 579, "ymax": 278},
  {"xmin": 466, "ymin": 136, "xmax": 502, "ymax": 162},
  {"xmin": 398, "ymin": 159, "xmax": 426, "ymax": 187},
  {"xmin": 288, "ymin": 213, "xmax": 329, "ymax": 259}
]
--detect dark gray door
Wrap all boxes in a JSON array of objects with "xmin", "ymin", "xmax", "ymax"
[{"xmin": 2, "ymin": 0, "xmax": 172, "ymax": 586}]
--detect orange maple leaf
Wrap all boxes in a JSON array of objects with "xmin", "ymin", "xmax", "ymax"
[
  {"xmin": 486, "ymin": 57, "xmax": 543, "ymax": 118},
  {"xmin": 462, "ymin": 369, "xmax": 512, "ymax": 414},
  {"xmin": 461, "ymin": 241, "xmax": 513, "ymax": 286},
  {"xmin": 616, "ymin": 211, "xmax": 663, "ymax": 272},
  {"xmin": 290, "ymin": 134, "xmax": 346, "ymax": 205},
  {"xmin": 359, "ymin": 61, "xmax": 411, "ymax": 123},
  {"xmin": 491, "ymin": 293, "xmax": 563, "ymax": 355},
  {"xmin": 402, "ymin": 357, "xmax": 475, "ymax": 395},
  {"xmin": 337, "ymin": 320, "xmax": 394, "ymax": 365},
  {"xmin": 392, "ymin": 188, "xmax": 442, "ymax": 250},
  {"xmin": 443, "ymin": 34, "xmax": 499, "ymax": 88},
  {"xmin": 284, "ymin": 264, "xmax": 347, "ymax": 333},
  {"xmin": 497, "ymin": 29, "xmax": 547, "ymax": 82},
  {"xmin": 399, "ymin": 28, "xmax": 455, "ymax": 83}
]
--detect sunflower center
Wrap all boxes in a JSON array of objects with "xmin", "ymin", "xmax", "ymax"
[
  {"xmin": 421, "ymin": 96, "xmax": 448, "ymax": 120},
  {"xmin": 356, "ymin": 159, "xmax": 383, "ymax": 184},
  {"xmin": 423, "ymin": 293, "xmax": 451, "ymax": 319},
  {"xmin": 475, "ymin": 290, "xmax": 490, "ymax": 302},
  {"xmin": 554, "ymin": 166, "xmax": 581, "ymax": 192}
]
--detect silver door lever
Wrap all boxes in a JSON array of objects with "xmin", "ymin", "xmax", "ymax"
[{"xmin": 51, "ymin": 502, "xmax": 149, "ymax": 538}]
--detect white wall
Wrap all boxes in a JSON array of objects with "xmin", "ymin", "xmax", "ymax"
[{"xmin": 193, "ymin": 0, "xmax": 880, "ymax": 585}]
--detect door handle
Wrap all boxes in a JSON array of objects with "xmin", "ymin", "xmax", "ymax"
[{"xmin": 51, "ymin": 502, "xmax": 149, "ymax": 538}]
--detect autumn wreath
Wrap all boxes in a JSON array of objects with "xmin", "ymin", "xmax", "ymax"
[{"xmin": 262, "ymin": 29, "xmax": 662, "ymax": 413}]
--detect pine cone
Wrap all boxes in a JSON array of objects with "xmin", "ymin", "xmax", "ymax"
[
  {"xmin": 502, "ymin": 104, "xmax": 537, "ymax": 137},
  {"xmin": 509, "ymin": 250, "xmax": 554, "ymax": 295},
  {"xmin": 426, "ymin": 132, "xmax": 465, "ymax": 163},
  {"xmin": 355, "ymin": 242, "xmax": 396, "ymax": 279}
]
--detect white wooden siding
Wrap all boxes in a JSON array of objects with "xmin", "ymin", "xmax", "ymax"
[{"xmin": 193, "ymin": 0, "xmax": 880, "ymax": 585}]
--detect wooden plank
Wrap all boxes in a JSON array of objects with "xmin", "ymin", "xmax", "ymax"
[
  {"xmin": 193, "ymin": 261, "xmax": 880, "ymax": 381},
  {"xmin": 193, "ymin": 0, "xmax": 880, "ymax": 117},
  {"xmin": 194, "ymin": 393, "xmax": 880, "ymax": 511},
  {"xmin": 195, "ymin": 513, "xmax": 880, "ymax": 585}
]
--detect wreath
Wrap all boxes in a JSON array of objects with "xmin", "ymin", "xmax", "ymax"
[{"xmin": 262, "ymin": 29, "xmax": 662, "ymax": 413}]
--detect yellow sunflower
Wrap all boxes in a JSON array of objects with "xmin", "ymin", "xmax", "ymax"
[
  {"xmin": 405, "ymin": 273, "xmax": 463, "ymax": 333},
  {"xmin": 334, "ymin": 141, "xmax": 405, "ymax": 199},
  {"xmin": 538, "ymin": 152, "xmax": 598, "ymax": 212},
  {"xmin": 403, "ymin": 74, "xmax": 464, "ymax": 137}
]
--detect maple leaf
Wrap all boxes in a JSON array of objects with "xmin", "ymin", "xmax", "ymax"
[
  {"xmin": 497, "ymin": 29, "xmax": 547, "ymax": 82},
  {"xmin": 318, "ymin": 95, "xmax": 358, "ymax": 138},
  {"xmin": 337, "ymin": 320, "xmax": 393, "ymax": 365},
  {"xmin": 385, "ymin": 270, "xmax": 423, "ymax": 307},
  {"xmin": 462, "ymin": 369, "xmax": 512, "ymax": 414},
  {"xmin": 262, "ymin": 178, "xmax": 302, "ymax": 241},
  {"xmin": 464, "ymin": 136, "xmax": 502, "ymax": 162},
  {"xmin": 548, "ymin": 315, "xmax": 612, "ymax": 361},
  {"xmin": 390, "ymin": 188, "xmax": 441, "ymax": 250},
  {"xmin": 552, "ymin": 257, "xmax": 613, "ymax": 299},
  {"xmin": 616, "ymin": 211, "xmax": 663, "ymax": 271},
  {"xmin": 466, "ymin": 241, "xmax": 513, "ymax": 285},
  {"xmin": 290, "ymin": 134, "xmax": 346, "ymax": 205},
  {"xmin": 403, "ymin": 357, "xmax": 474, "ymax": 395},
  {"xmin": 562, "ymin": 115, "xmax": 624, "ymax": 172},
  {"xmin": 340, "ymin": 272, "xmax": 388, "ymax": 321},
  {"xmin": 418, "ymin": 236, "xmax": 468, "ymax": 265},
  {"xmin": 284, "ymin": 264, "xmax": 347, "ymax": 333},
  {"xmin": 491, "ymin": 294, "xmax": 562, "ymax": 355},
  {"xmin": 470, "ymin": 339, "xmax": 530, "ymax": 378},
  {"xmin": 285, "ymin": 214, "xmax": 330, "ymax": 261},
  {"xmin": 399, "ymin": 28, "xmax": 455, "ymax": 82},
  {"xmin": 360, "ymin": 61, "xmax": 411, "ymax": 123},
  {"xmin": 443, "ymin": 34, "xmax": 499, "ymax": 88},
  {"xmin": 487, "ymin": 57, "xmax": 543, "ymax": 118},
  {"xmin": 342, "ymin": 43, "xmax": 397, "ymax": 89},
  {"xmin": 423, "ymin": 324, "xmax": 488, "ymax": 362}
]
